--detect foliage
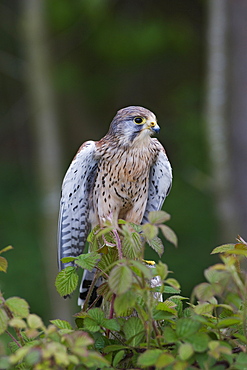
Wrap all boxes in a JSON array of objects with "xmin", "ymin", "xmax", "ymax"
[{"xmin": 1, "ymin": 215, "xmax": 247, "ymax": 369}]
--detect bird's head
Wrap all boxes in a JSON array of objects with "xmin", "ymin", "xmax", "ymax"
[{"xmin": 107, "ymin": 106, "xmax": 160, "ymax": 146}]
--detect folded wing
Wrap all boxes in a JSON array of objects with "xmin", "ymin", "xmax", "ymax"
[
  {"xmin": 142, "ymin": 146, "xmax": 172, "ymax": 224},
  {"xmin": 58, "ymin": 141, "xmax": 99, "ymax": 270}
]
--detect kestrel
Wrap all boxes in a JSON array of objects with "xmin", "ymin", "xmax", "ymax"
[{"xmin": 58, "ymin": 106, "xmax": 172, "ymax": 305}]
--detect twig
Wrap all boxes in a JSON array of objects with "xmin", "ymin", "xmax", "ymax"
[{"xmin": 5, "ymin": 330, "xmax": 22, "ymax": 348}]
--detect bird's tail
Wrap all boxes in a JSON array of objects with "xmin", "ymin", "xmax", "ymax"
[{"xmin": 78, "ymin": 268, "xmax": 103, "ymax": 307}]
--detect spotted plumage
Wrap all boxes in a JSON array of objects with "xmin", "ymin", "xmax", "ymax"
[{"xmin": 58, "ymin": 106, "xmax": 172, "ymax": 305}]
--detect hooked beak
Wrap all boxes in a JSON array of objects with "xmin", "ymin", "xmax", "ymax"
[{"xmin": 149, "ymin": 123, "xmax": 160, "ymax": 134}]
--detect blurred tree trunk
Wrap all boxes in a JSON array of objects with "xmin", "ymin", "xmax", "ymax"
[
  {"xmin": 228, "ymin": 1, "xmax": 247, "ymax": 240},
  {"xmin": 21, "ymin": 0, "xmax": 72, "ymax": 320},
  {"xmin": 205, "ymin": 0, "xmax": 238, "ymax": 241}
]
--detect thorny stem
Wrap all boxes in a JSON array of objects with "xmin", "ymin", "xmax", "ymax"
[
  {"xmin": 113, "ymin": 229, "xmax": 123, "ymax": 259},
  {"xmin": 5, "ymin": 330, "xmax": 22, "ymax": 348},
  {"xmin": 109, "ymin": 293, "xmax": 116, "ymax": 320},
  {"xmin": 4, "ymin": 302, "xmax": 24, "ymax": 346}
]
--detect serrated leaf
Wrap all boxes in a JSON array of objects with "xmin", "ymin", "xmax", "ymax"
[
  {"xmin": 163, "ymin": 326, "xmax": 178, "ymax": 343},
  {"xmin": 75, "ymin": 251, "xmax": 101, "ymax": 271},
  {"xmin": 176, "ymin": 318, "xmax": 201, "ymax": 339},
  {"xmin": 114, "ymin": 290, "xmax": 137, "ymax": 316},
  {"xmin": 9, "ymin": 318, "xmax": 27, "ymax": 329},
  {"xmin": 159, "ymin": 224, "xmax": 178, "ymax": 246},
  {"xmin": 113, "ymin": 349, "xmax": 125, "ymax": 367},
  {"xmin": 27, "ymin": 314, "xmax": 44, "ymax": 329},
  {"xmin": 187, "ymin": 332, "xmax": 210, "ymax": 352},
  {"xmin": 142, "ymin": 224, "xmax": 158, "ymax": 240},
  {"xmin": 156, "ymin": 300, "xmax": 177, "ymax": 315},
  {"xmin": 148, "ymin": 210, "xmax": 171, "ymax": 224},
  {"xmin": 211, "ymin": 244, "xmax": 235, "ymax": 254},
  {"xmin": 102, "ymin": 318, "xmax": 120, "ymax": 332},
  {"xmin": 146, "ymin": 236, "xmax": 164, "ymax": 257},
  {"xmin": 194, "ymin": 302, "xmax": 215, "ymax": 315},
  {"xmin": 108, "ymin": 264, "xmax": 132, "ymax": 295},
  {"xmin": 83, "ymin": 317, "xmax": 100, "ymax": 332},
  {"xmin": 123, "ymin": 317, "xmax": 144, "ymax": 346},
  {"xmin": 153, "ymin": 261, "xmax": 168, "ymax": 280},
  {"xmin": 131, "ymin": 260, "xmax": 152, "ymax": 280},
  {"xmin": 217, "ymin": 317, "xmax": 241, "ymax": 328},
  {"xmin": 0, "ymin": 257, "xmax": 8, "ymax": 272},
  {"xmin": 5, "ymin": 297, "xmax": 29, "ymax": 318},
  {"xmin": 178, "ymin": 342, "xmax": 194, "ymax": 360},
  {"xmin": 137, "ymin": 349, "xmax": 163, "ymax": 367},
  {"xmin": 50, "ymin": 319, "xmax": 73, "ymax": 330},
  {"xmin": 163, "ymin": 286, "xmax": 180, "ymax": 294},
  {"xmin": 0, "ymin": 245, "xmax": 13, "ymax": 254},
  {"xmin": 0, "ymin": 308, "xmax": 8, "ymax": 334},
  {"xmin": 88, "ymin": 308, "xmax": 105, "ymax": 325},
  {"xmin": 55, "ymin": 266, "xmax": 79, "ymax": 296},
  {"xmin": 165, "ymin": 278, "xmax": 180, "ymax": 290},
  {"xmin": 60, "ymin": 256, "xmax": 77, "ymax": 264},
  {"xmin": 122, "ymin": 225, "xmax": 142, "ymax": 259},
  {"xmin": 103, "ymin": 344, "xmax": 129, "ymax": 353}
]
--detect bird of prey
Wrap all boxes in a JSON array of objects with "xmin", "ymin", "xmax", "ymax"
[{"xmin": 58, "ymin": 106, "xmax": 172, "ymax": 305}]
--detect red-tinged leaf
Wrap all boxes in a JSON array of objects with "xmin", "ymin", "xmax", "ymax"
[
  {"xmin": 211, "ymin": 244, "xmax": 235, "ymax": 254},
  {"xmin": 159, "ymin": 225, "xmax": 178, "ymax": 246}
]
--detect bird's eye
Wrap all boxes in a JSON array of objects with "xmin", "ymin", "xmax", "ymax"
[{"xmin": 134, "ymin": 117, "xmax": 145, "ymax": 124}]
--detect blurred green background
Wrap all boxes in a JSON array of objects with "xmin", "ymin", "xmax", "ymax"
[{"xmin": 1, "ymin": 0, "xmax": 246, "ymax": 323}]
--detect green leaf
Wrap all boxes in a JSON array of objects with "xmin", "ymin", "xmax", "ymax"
[
  {"xmin": 88, "ymin": 308, "xmax": 105, "ymax": 325},
  {"xmin": 114, "ymin": 290, "xmax": 137, "ymax": 316},
  {"xmin": 176, "ymin": 318, "xmax": 201, "ymax": 339},
  {"xmin": 137, "ymin": 349, "xmax": 163, "ymax": 367},
  {"xmin": 131, "ymin": 260, "xmax": 152, "ymax": 280},
  {"xmin": 216, "ymin": 317, "xmax": 241, "ymax": 328},
  {"xmin": 75, "ymin": 251, "xmax": 101, "ymax": 271},
  {"xmin": 153, "ymin": 261, "xmax": 168, "ymax": 280},
  {"xmin": 163, "ymin": 326, "xmax": 178, "ymax": 343},
  {"xmin": 50, "ymin": 319, "xmax": 73, "ymax": 330},
  {"xmin": 104, "ymin": 344, "xmax": 129, "ymax": 353},
  {"xmin": 187, "ymin": 332, "xmax": 210, "ymax": 352},
  {"xmin": 5, "ymin": 297, "xmax": 29, "ymax": 318},
  {"xmin": 146, "ymin": 236, "xmax": 164, "ymax": 257},
  {"xmin": 83, "ymin": 317, "xmax": 101, "ymax": 332},
  {"xmin": 121, "ymin": 225, "xmax": 142, "ymax": 259},
  {"xmin": 163, "ymin": 286, "xmax": 180, "ymax": 294},
  {"xmin": 159, "ymin": 224, "xmax": 178, "ymax": 246},
  {"xmin": 9, "ymin": 318, "xmax": 27, "ymax": 329},
  {"xmin": 27, "ymin": 314, "xmax": 44, "ymax": 329},
  {"xmin": 0, "ymin": 308, "xmax": 8, "ymax": 334},
  {"xmin": 165, "ymin": 278, "xmax": 180, "ymax": 290},
  {"xmin": 156, "ymin": 300, "xmax": 177, "ymax": 315},
  {"xmin": 178, "ymin": 342, "xmax": 194, "ymax": 360},
  {"xmin": 142, "ymin": 224, "xmax": 158, "ymax": 240},
  {"xmin": 55, "ymin": 266, "xmax": 79, "ymax": 296},
  {"xmin": 60, "ymin": 256, "xmax": 77, "ymax": 264},
  {"xmin": 194, "ymin": 302, "xmax": 215, "ymax": 315},
  {"xmin": 0, "ymin": 245, "xmax": 13, "ymax": 254},
  {"xmin": 101, "ymin": 318, "xmax": 120, "ymax": 332},
  {"xmin": 108, "ymin": 264, "xmax": 132, "ymax": 295},
  {"xmin": 148, "ymin": 210, "xmax": 171, "ymax": 224},
  {"xmin": 123, "ymin": 317, "xmax": 144, "ymax": 346},
  {"xmin": 0, "ymin": 257, "xmax": 8, "ymax": 272},
  {"xmin": 113, "ymin": 349, "xmax": 125, "ymax": 367},
  {"xmin": 211, "ymin": 244, "xmax": 235, "ymax": 254}
]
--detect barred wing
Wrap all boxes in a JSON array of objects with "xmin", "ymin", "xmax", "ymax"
[
  {"xmin": 142, "ymin": 147, "xmax": 172, "ymax": 223},
  {"xmin": 58, "ymin": 141, "xmax": 98, "ymax": 270}
]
